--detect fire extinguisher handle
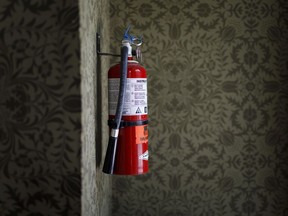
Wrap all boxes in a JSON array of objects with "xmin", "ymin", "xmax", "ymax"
[{"xmin": 102, "ymin": 136, "xmax": 118, "ymax": 174}]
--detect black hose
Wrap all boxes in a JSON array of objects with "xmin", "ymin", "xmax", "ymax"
[{"xmin": 103, "ymin": 46, "xmax": 128, "ymax": 174}]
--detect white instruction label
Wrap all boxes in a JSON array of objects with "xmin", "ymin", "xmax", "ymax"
[{"xmin": 108, "ymin": 78, "xmax": 148, "ymax": 116}]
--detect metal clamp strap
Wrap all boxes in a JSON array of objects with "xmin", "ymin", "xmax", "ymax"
[{"xmin": 108, "ymin": 120, "xmax": 148, "ymax": 128}]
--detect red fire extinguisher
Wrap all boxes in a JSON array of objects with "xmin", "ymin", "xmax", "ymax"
[{"xmin": 103, "ymin": 27, "xmax": 149, "ymax": 175}]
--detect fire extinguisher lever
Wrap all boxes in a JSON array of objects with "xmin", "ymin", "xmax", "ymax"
[
  {"xmin": 103, "ymin": 46, "xmax": 129, "ymax": 174},
  {"xmin": 97, "ymin": 32, "xmax": 142, "ymax": 61}
]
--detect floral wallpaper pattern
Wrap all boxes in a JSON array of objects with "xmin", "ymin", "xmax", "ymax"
[
  {"xmin": 110, "ymin": 0, "xmax": 288, "ymax": 215},
  {"xmin": 0, "ymin": 0, "xmax": 81, "ymax": 215}
]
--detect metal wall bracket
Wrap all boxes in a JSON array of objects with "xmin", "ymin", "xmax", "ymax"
[{"xmin": 97, "ymin": 33, "xmax": 121, "ymax": 57}]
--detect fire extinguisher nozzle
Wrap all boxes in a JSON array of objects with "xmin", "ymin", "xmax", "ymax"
[{"xmin": 102, "ymin": 136, "xmax": 118, "ymax": 174}]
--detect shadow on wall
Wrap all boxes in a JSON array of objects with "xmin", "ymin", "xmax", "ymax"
[
  {"xmin": 0, "ymin": 1, "xmax": 81, "ymax": 215},
  {"xmin": 96, "ymin": 28, "xmax": 104, "ymax": 168}
]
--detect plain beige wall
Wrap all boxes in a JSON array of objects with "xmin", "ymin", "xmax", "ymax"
[{"xmin": 79, "ymin": 0, "xmax": 110, "ymax": 215}]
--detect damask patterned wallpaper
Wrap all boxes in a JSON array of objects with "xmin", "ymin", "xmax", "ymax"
[
  {"xmin": 110, "ymin": 0, "xmax": 288, "ymax": 215},
  {"xmin": 0, "ymin": 1, "xmax": 81, "ymax": 215}
]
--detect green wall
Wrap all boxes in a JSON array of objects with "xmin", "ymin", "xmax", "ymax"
[{"xmin": 110, "ymin": 0, "xmax": 288, "ymax": 215}]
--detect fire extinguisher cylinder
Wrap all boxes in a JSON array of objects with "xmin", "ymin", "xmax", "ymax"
[
  {"xmin": 102, "ymin": 46, "xmax": 128, "ymax": 174},
  {"xmin": 103, "ymin": 26, "xmax": 149, "ymax": 175}
]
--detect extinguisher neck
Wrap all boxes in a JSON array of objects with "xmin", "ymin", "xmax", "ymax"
[{"xmin": 122, "ymin": 40, "xmax": 132, "ymax": 57}]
